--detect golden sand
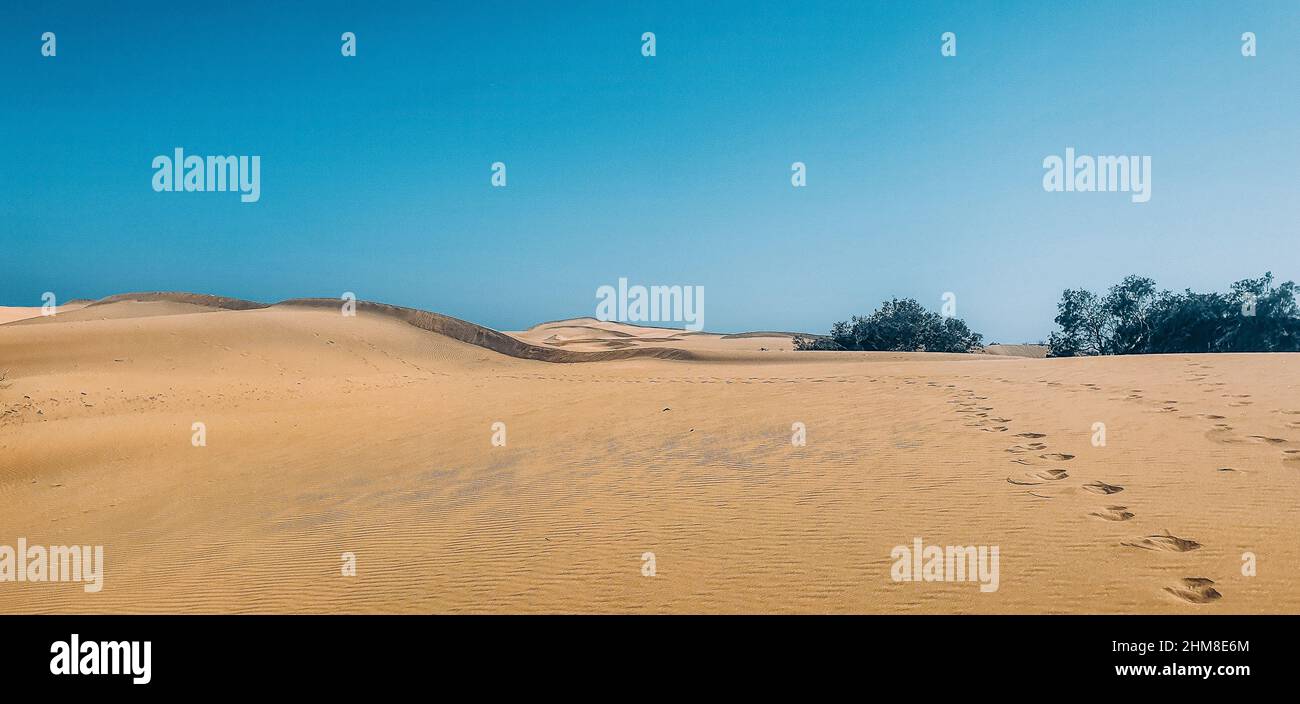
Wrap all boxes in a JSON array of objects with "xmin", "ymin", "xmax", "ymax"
[{"xmin": 1, "ymin": 295, "xmax": 1297, "ymax": 613}]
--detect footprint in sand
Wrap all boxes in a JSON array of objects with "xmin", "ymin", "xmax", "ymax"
[
  {"xmin": 1015, "ymin": 432, "xmax": 1047, "ymax": 439},
  {"xmin": 1248, "ymin": 435, "xmax": 1288, "ymax": 445},
  {"xmin": 1090, "ymin": 506, "xmax": 1135, "ymax": 521},
  {"xmin": 1006, "ymin": 443, "xmax": 1048, "ymax": 453},
  {"xmin": 1165, "ymin": 577, "xmax": 1222, "ymax": 604},
  {"xmin": 1008, "ymin": 468, "xmax": 1069, "ymax": 485},
  {"xmin": 1205, "ymin": 427, "xmax": 1241, "ymax": 444},
  {"xmin": 1283, "ymin": 450, "xmax": 1300, "ymax": 465},
  {"xmin": 1122, "ymin": 531, "xmax": 1202, "ymax": 553},
  {"xmin": 1083, "ymin": 481, "xmax": 1124, "ymax": 495},
  {"xmin": 981, "ymin": 426, "xmax": 1009, "ymax": 432},
  {"xmin": 1039, "ymin": 453, "xmax": 1074, "ymax": 461}
]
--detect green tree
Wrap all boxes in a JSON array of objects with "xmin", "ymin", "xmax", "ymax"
[
  {"xmin": 1049, "ymin": 273, "xmax": 1300, "ymax": 356},
  {"xmin": 797, "ymin": 298, "xmax": 983, "ymax": 353}
]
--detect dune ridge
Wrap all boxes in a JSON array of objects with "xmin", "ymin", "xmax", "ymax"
[
  {"xmin": 276, "ymin": 299, "xmax": 695, "ymax": 363},
  {"xmin": 88, "ymin": 291, "xmax": 271, "ymax": 311},
  {"xmin": 12, "ymin": 292, "xmax": 693, "ymax": 363}
]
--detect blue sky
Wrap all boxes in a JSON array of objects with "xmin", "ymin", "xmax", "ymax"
[{"xmin": 2, "ymin": 1, "xmax": 1297, "ymax": 341}]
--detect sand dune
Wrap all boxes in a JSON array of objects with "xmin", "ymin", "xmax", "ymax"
[
  {"xmin": 0, "ymin": 308, "xmax": 49, "ymax": 325},
  {"xmin": 90, "ymin": 292, "xmax": 271, "ymax": 311},
  {"xmin": 0, "ymin": 301, "xmax": 89, "ymax": 325},
  {"xmin": 1, "ymin": 294, "xmax": 1298, "ymax": 614},
  {"xmin": 281, "ymin": 302, "xmax": 693, "ymax": 362},
  {"xmin": 7, "ymin": 295, "xmax": 692, "ymax": 363},
  {"xmin": 983, "ymin": 344, "xmax": 1050, "ymax": 359},
  {"xmin": 512, "ymin": 317, "xmax": 798, "ymax": 354}
]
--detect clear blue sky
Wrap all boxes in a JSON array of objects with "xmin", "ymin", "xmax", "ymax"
[{"xmin": 2, "ymin": 1, "xmax": 1297, "ymax": 341}]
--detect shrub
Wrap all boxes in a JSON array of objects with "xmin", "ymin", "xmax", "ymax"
[{"xmin": 795, "ymin": 298, "xmax": 983, "ymax": 353}]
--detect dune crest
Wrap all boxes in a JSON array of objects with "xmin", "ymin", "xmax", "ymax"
[
  {"xmin": 6, "ymin": 293, "xmax": 698, "ymax": 362},
  {"xmin": 88, "ymin": 292, "xmax": 270, "ymax": 311},
  {"xmin": 276, "ymin": 298, "xmax": 694, "ymax": 363}
]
